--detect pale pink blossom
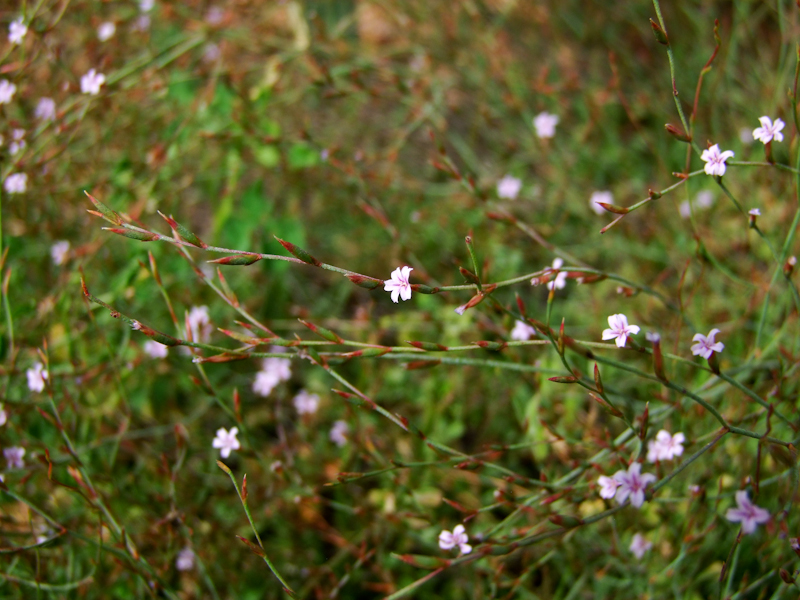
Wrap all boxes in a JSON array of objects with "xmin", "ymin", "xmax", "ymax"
[
  {"xmin": 0, "ymin": 405, "xmax": 6, "ymax": 426},
  {"xmin": 0, "ymin": 79, "xmax": 16, "ymax": 104},
  {"xmin": 384, "ymin": 266, "xmax": 413, "ymax": 303},
  {"xmin": 546, "ymin": 258, "xmax": 567, "ymax": 291},
  {"xmin": 726, "ymin": 490, "xmax": 769, "ymax": 534},
  {"xmin": 9, "ymin": 129, "xmax": 25, "ymax": 156},
  {"xmin": 590, "ymin": 190, "xmax": 612, "ymax": 215},
  {"xmin": 80, "ymin": 69, "xmax": 106, "ymax": 95},
  {"xmin": 629, "ymin": 533, "xmax": 653, "ymax": 559},
  {"xmin": 26, "ymin": 362, "xmax": 48, "ymax": 392},
  {"xmin": 438, "ymin": 524, "xmax": 472, "ymax": 554},
  {"xmin": 533, "ymin": 111, "xmax": 559, "ymax": 139},
  {"xmin": 691, "ymin": 328, "xmax": 724, "ymax": 360},
  {"xmin": 602, "ymin": 314, "xmax": 640, "ymax": 348},
  {"xmin": 139, "ymin": 0, "xmax": 155, "ymax": 11},
  {"xmin": 496, "ymin": 175, "xmax": 522, "ymax": 200},
  {"xmin": 97, "ymin": 22, "xmax": 116, "ymax": 42},
  {"xmin": 35, "ymin": 98, "xmax": 57, "ymax": 121},
  {"xmin": 252, "ymin": 357, "xmax": 291, "ymax": 397},
  {"xmin": 329, "ymin": 420, "xmax": 349, "ymax": 446},
  {"xmin": 510, "ymin": 320, "xmax": 536, "ymax": 341},
  {"xmin": 4, "ymin": 173, "xmax": 27, "ymax": 194},
  {"xmin": 752, "ymin": 116, "xmax": 784, "ymax": 144},
  {"xmin": 748, "ymin": 208, "xmax": 760, "ymax": 216},
  {"xmin": 4, "ymin": 446, "xmax": 25, "ymax": 469},
  {"xmin": 612, "ymin": 462, "xmax": 656, "ymax": 508},
  {"xmin": 212, "ymin": 427, "xmax": 240, "ymax": 458},
  {"xmin": 8, "ymin": 19, "xmax": 27, "ymax": 45},
  {"xmin": 701, "ymin": 144, "xmax": 734, "ymax": 177},
  {"xmin": 186, "ymin": 306, "xmax": 211, "ymax": 342},
  {"xmin": 293, "ymin": 389, "xmax": 319, "ymax": 415},
  {"xmin": 143, "ymin": 340, "xmax": 168, "ymax": 359},
  {"xmin": 597, "ymin": 475, "xmax": 619, "ymax": 499},
  {"xmin": 51, "ymin": 241, "xmax": 70, "ymax": 266},
  {"xmin": 647, "ymin": 430, "xmax": 685, "ymax": 463},
  {"xmin": 176, "ymin": 547, "xmax": 194, "ymax": 571}
]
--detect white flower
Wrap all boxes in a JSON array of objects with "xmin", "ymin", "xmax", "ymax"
[
  {"xmin": 139, "ymin": 0, "xmax": 155, "ymax": 12},
  {"xmin": 252, "ymin": 357, "xmax": 292, "ymax": 397},
  {"xmin": 0, "ymin": 405, "xmax": 7, "ymax": 426},
  {"xmin": 0, "ymin": 79, "xmax": 17, "ymax": 104},
  {"xmin": 186, "ymin": 306, "xmax": 211, "ymax": 342},
  {"xmin": 4, "ymin": 173, "xmax": 27, "ymax": 194},
  {"xmin": 647, "ymin": 430, "xmax": 685, "ymax": 463},
  {"xmin": 4, "ymin": 446, "xmax": 25, "ymax": 469},
  {"xmin": 80, "ymin": 69, "xmax": 106, "ymax": 95},
  {"xmin": 35, "ymin": 97, "xmax": 56, "ymax": 121},
  {"xmin": 26, "ymin": 362, "xmax": 48, "ymax": 392},
  {"xmin": 50, "ymin": 241, "xmax": 70, "ymax": 265},
  {"xmin": 726, "ymin": 490, "xmax": 769, "ymax": 534},
  {"xmin": 601, "ymin": 314, "xmax": 640, "ymax": 348},
  {"xmin": 533, "ymin": 111, "xmax": 559, "ymax": 139},
  {"xmin": 438, "ymin": 524, "xmax": 472, "ymax": 554},
  {"xmin": 9, "ymin": 129, "xmax": 25, "ymax": 156},
  {"xmin": 749, "ymin": 208, "xmax": 761, "ymax": 216},
  {"xmin": 496, "ymin": 175, "xmax": 522, "ymax": 200},
  {"xmin": 597, "ymin": 475, "xmax": 619, "ymax": 499},
  {"xmin": 329, "ymin": 420, "xmax": 349, "ymax": 447},
  {"xmin": 293, "ymin": 389, "xmax": 319, "ymax": 415},
  {"xmin": 612, "ymin": 462, "xmax": 656, "ymax": 508},
  {"xmin": 212, "ymin": 427, "xmax": 240, "ymax": 458},
  {"xmin": 143, "ymin": 340, "xmax": 168, "ymax": 358},
  {"xmin": 752, "ymin": 116, "xmax": 784, "ymax": 144},
  {"xmin": 590, "ymin": 190, "xmax": 612, "ymax": 215},
  {"xmin": 629, "ymin": 533, "xmax": 653, "ymax": 559},
  {"xmin": 701, "ymin": 144, "xmax": 734, "ymax": 177},
  {"xmin": 510, "ymin": 320, "xmax": 536, "ymax": 341},
  {"xmin": 8, "ymin": 19, "xmax": 27, "ymax": 45},
  {"xmin": 97, "ymin": 22, "xmax": 116, "ymax": 42},
  {"xmin": 691, "ymin": 328, "xmax": 724, "ymax": 360},
  {"xmin": 546, "ymin": 258, "xmax": 567, "ymax": 291},
  {"xmin": 176, "ymin": 547, "xmax": 194, "ymax": 571},
  {"xmin": 384, "ymin": 266, "xmax": 413, "ymax": 303}
]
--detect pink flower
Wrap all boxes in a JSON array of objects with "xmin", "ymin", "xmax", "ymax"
[
  {"xmin": 691, "ymin": 328, "xmax": 724, "ymax": 360},
  {"xmin": 8, "ymin": 19, "xmax": 27, "ymax": 45},
  {"xmin": 35, "ymin": 98, "xmax": 57, "ymax": 121},
  {"xmin": 590, "ymin": 190, "xmax": 612, "ymax": 215},
  {"xmin": 510, "ymin": 320, "xmax": 536, "ymax": 341},
  {"xmin": 143, "ymin": 340, "xmax": 168, "ymax": 359},
  {"xmin": 97, "ymin": 22, "xmax": 116, "ymax": 42},
  {"xmin": 612, "ymin": 462, "xmax": 656, "ymax": 508},
  {"xmin": 252, "ymin": 357, "xmax": 291, "ymax": 397},
  {"xmin": 598, "ymin": 475, "xmax": 619, "ymax": 499},
  {"xmin": 51, "ymin": 241, "xmax": 70, "ymax": 265},
  {"xmin": 602, "ymin": 314, "xmax": 640, "ymax": 348},
  {"xmin": 546, "ymin": 258, "xmax": 567, "ymax": 291},
  {"xmin": 647, "ymin": 430, "xmax": 685, "ymax": 463},
  {"xmin": 4, "ymin": 173, "xmax": 27, "ymax": 194},
  {"xmin": 701, "ymin": 144, "xmax": 734, "ymax": 177},
  {"xmin": 384, "ymin": 266, "xmax": 413, "ymax": 303},
  {"xmin": 752, "ymin": 116, "xmax": 784, "ymax": 144},
  {"xmin": 4, "ymin": 446, "xmax": 25, "ymax": 469},
  {"xmin": 26, "ymin": 362, "xmax": 48, "ymax": 392},
  {"xmin": 438, "ymin": 524, "xmax": 471, "ymax": 554},
  {"xmin": 186, "ymin": 306, "xmax": 211, "ymax": 342},
  {"xmin": 212, "ymin": 427, "xmax": 240, "ymax": 458},
  {"xmin": 629, "ymin": 533, "xmax": 653, "ymax": 559},
  {"xmin": 329, "ymin": 420, "xmax": 349, "ymax": 446},
  {"xmin": 726, "ymin": 490, "xmax": 769, "ymax": 534},
  {"xmin": 176, "ymin": 547, "xmax": 194, "ymax": 571},
  {"xmin": 293, "ymin": 389, "xmax": 319, "ymax": 415},
  {"xmin": 497, "ymin": 175, "xmax": 522, "ymax": 200},
  {"xmin": 533, "ymin": 111, "xmax": 559, "ymax": 139},
  {"xmin": 0, "ymin": 79, "xmax": 16, "ymax": 104},
  {"xmin": 80, "ymin": 69, "xmax": 106, "ymax": 95}
]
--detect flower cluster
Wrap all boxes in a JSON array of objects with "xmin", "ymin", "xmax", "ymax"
[
  {"xmin": 647, "ymin": 430, "xmax": 685, "ymax": 463},
  {"xmin": 252, "ymin": 356, "xmax": 292, "ymax": 397},
  {"xmin": 293, "ymin": 389, "xmax": 320, "ymax": 415},
  {"xmin": 27, "ymin": 362, "xmax": 48, "ymax": 392},
  {"xmin": 597, "ymin": 462, "xmax": 656, "ymax": 508}
]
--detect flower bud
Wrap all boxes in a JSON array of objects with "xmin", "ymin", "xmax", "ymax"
[
  {"xmin": 104, "ymin": 228, "xmax": 159, "ymax": 242},
  {"xmin": 784, "ymin": 256, "xmax": 797, "ymax": 277},
  {"xmin": 274, "ymin": 236, "xmax": 321, "ymax": 266},
  {"xmin": 665, "ymin": 123, "xmax": 692, "ymax": 142},
  {"xmin": 649, "ymin": 18, "xmax": 669, "ymax": 45},
  {"xmin": 208, "ymin": 253, "xmax": 262, "ymax": 266}
]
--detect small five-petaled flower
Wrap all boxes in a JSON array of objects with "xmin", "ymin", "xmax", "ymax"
[
  {"xmin": 691, "ymin": 328, "xmax": 724, "ymax": 360},
  {"xmin": 602, "ymin": 314, "xmax": 640, "ymax": 348},
  {"xmin": 212, "ymin": 427, "xmax": 240, "ymax": 458},
  {"xmin": 81, "ymin": 69, "xmax": 106, "ymax": 95},
  {"xmin": 496, "ymin": 175, "xmax": 522, "ymax": 200},
  {"xmin": 647, "ymin": 430, "xmax": 685, "ymax": 463},
  {"xmin": 629, "ymin": 533, "xmax": 653, "ymax": 560},
  {"xmin": 598, "ymin": 462, "xmax": 656, "ymax": 508},
  {"xmin": 752, "ymin": 116, "xmax": 784, "ymax": 144},
  {"xmin": 701, "ymin": 144, "xmax": 734, "ymax": 177},
  {"xmin": 439, "ymin": 524, "xmax": 472, "ymax": 554},
  {"xmin": 384, "ymin": 266, "xmax": 413, "ymax": 303},
  {"xmin": 533, "ymin": 111, "xmax": 559, "ymax": 139},
  {"xmin": 725, "ymin": 490, "xmax": 769, "ymax": 534}
]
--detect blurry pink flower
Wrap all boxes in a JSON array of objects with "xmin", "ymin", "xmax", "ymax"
[
  {"xmin": 546, "ymin": 258, "xmax": 567, "ymax": 291},
  {"xmin": 4, "ymin": 446, "xmax": 25, "ymax": 469},
  {"xmin": 590, "ymin": 190, "xmax": 612, "ymax": 215},
  {"xmin": 9, "ymin": 129, "xmax": 25, "ymax": 156},
  {"xmin": 0, "ymin": 79, "xmax": 17, "ymax": 104},
  {"xmin": 691, "ymin": 328, "xmax": 724, "ymax": 360},
  {"xmin": 602, "ymin": 314, "xmax": 640, "ymax": 348},
  {"xmin": 8, "ymin": 19, "xmax": 27, "ymax": 45},
  {"xmin": 252, "ymin": 357, "xmax": 291, "ymax": 397},
  {"xmin": 97, "ymin": 22, "xmax": 116, "ymax": 42},
  {"xmin": 752, "ymin": 116, "xmax": 784, "ymax": 144},
  {"xmin": 212, "ymin": 427, "xmax": 240, "ymax": 458},
  {"xmin": 206, "ymin": 7, "xmax": 224, "ymax": 25},
  {"xmin": 26, "ymin": 362, "xmax": 47, "ymax": 392},
  {"xmin": 143, "ymin": 340, "xmax": 168, "ymax": 359},
  {"xmin": 701, "ymin": 144, "xmax": 734, "ymax": 177},
  {"xmin": 533, "ymin": 111, "xmax": 559, "ymax": 139},
  {"xmin": 80, "ymin": 69, "xmax": 106, "ymax": 95},
  {"xmin": 4, "ymin": 173, "xmax": 27, "ymax": 194},
  {"xmin": 598, "ymin": 475, "xmax": 619, "ymax": 499},
  {"xmin": 384, "ymin": 266, "xmax": 413, "ymax": 303},
  {"xmin": 748, "ymin": 208, "xmax": 760, "ymax": 216},
  {"xmin": 35, "ymin": 97, "xmax": 56, "ymax": 121},
  {"xmin": 293, "ymin": 389, "xmax": 319, "ymax": 415},
  {"xmin": 629, "ymin": 533, "xmax": 652, "ymax": 559},
  {"xmin": 497, "ymin": 175, "xmax": 522, "ymax": 200},
  {"xmin": 647, "ymin": 430, "xmax": 685, "ymax": 462},
  {"xmin": 438, "ymin": 524, "xmax": 471, "ymax": 554},
  {"xmin": 510, "ymin": 320, "xmax": 536, "ymax": 341},
  {"xmin": 0, "ymin": 405, "xmax": 6, "ymax": 426},
  {"xmin": 133, "ymin": 15, "xmax": 151, "ymax": 31},
  {"xmin": 726, "ymin": 491, "xmax": 769, "ymax": 534},
  {"xmin": 329, "ymin": 420, "xmax": 349, "ymax": 446},
  {"xmin": 187, "ymin": 306, "xmax": 211, "ymax": 342},
  {"xmin": 176, "ymin": 547, "xmax": 194, "ymax": 571},
  {"xmin": 139, "ymin": 0, "xmax": 155, "ymax": 11},
  {"xmin": 612, "ymin": 462, "xmax": 656, "ymax": 508},
  {"xmin": 51, "ymin": 241, "xmax": 70, "ymax": 265}
]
